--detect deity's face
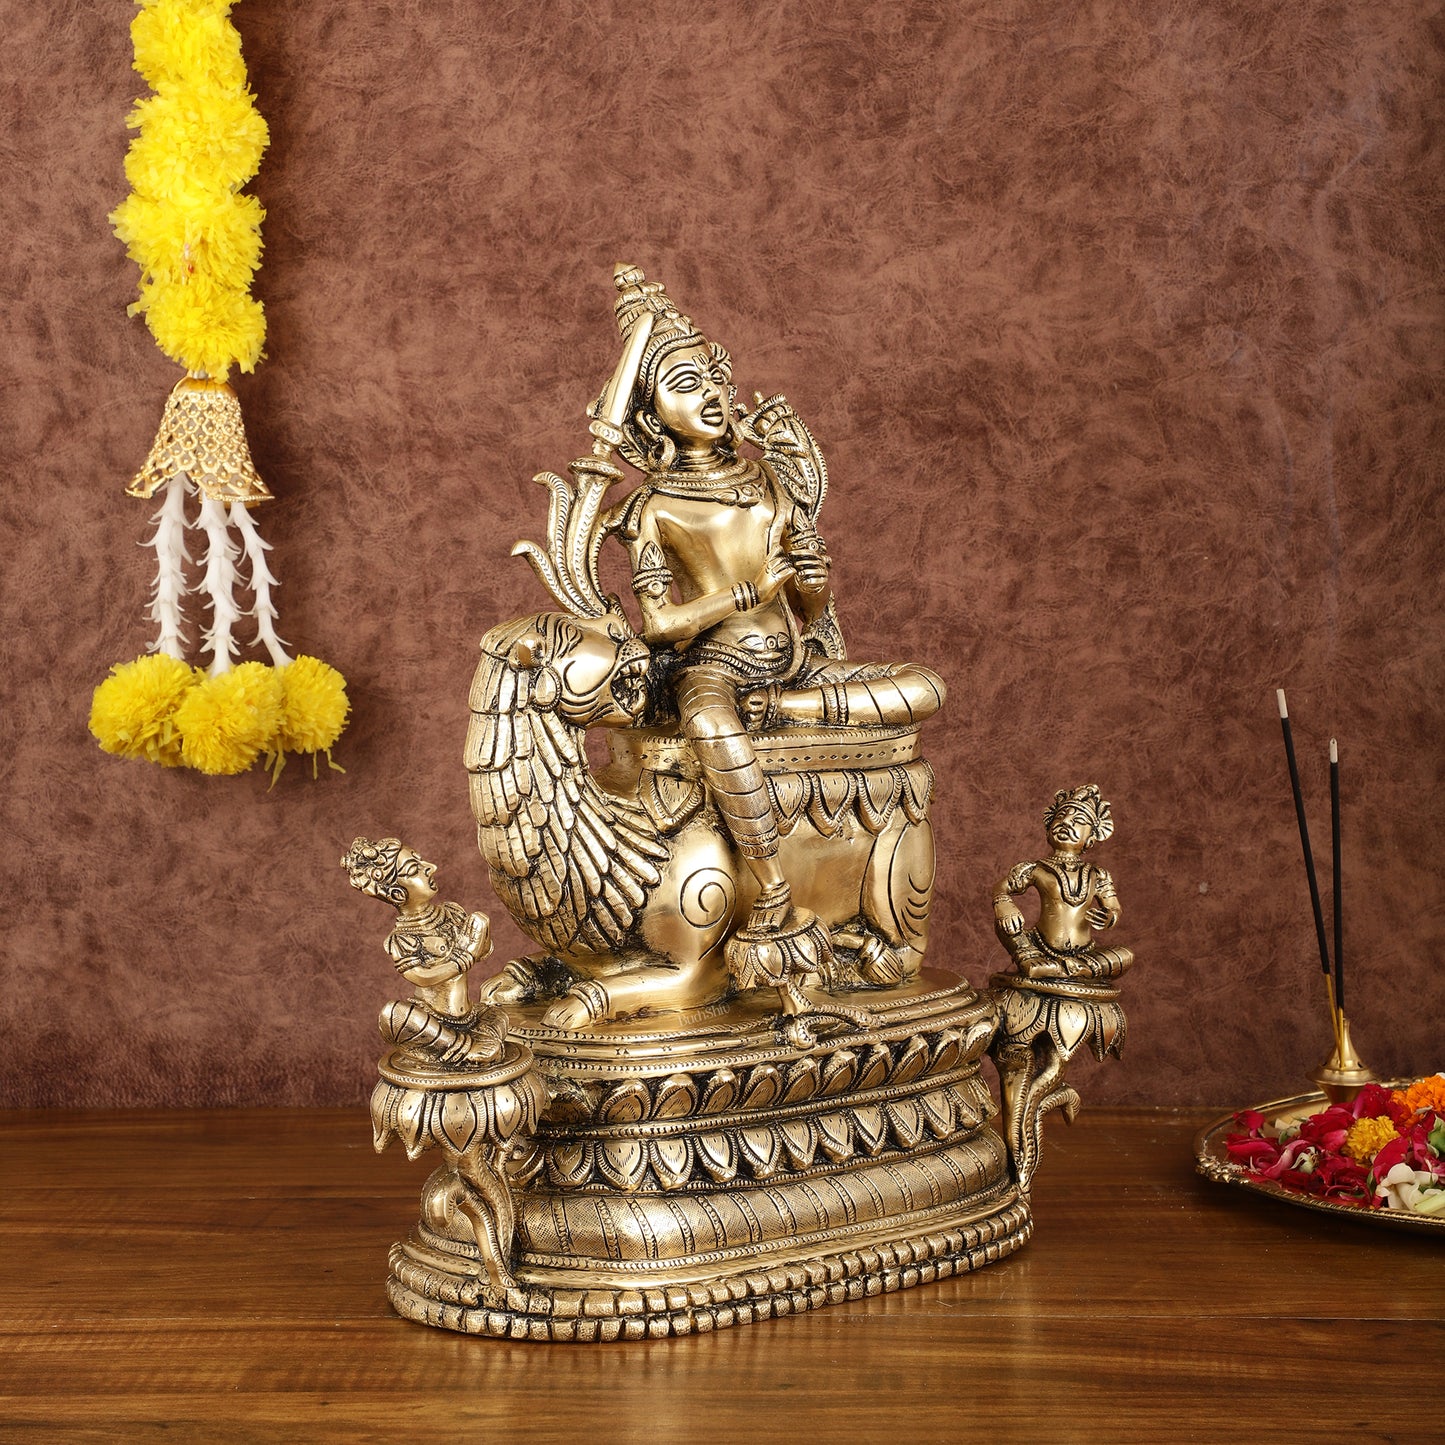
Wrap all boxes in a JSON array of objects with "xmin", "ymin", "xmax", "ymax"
[
  {"xmin": 650, "ymin": 343, "xmax": 731, "ymax": 447},
  {"xmin": 1046, "ymin": 808, "xmax": 1095, "ymax": 853},
  {"xmin": 394, "ymin": 849, "xmax": 439, "ymax": 907}
]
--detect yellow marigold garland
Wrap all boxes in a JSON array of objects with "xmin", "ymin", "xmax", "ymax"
[
  {"xmin": 90, "ymin": 0, "xmax": 350, "ymax": 781},
  {"xmin": 110, "ymin": 0, "xmax": 266, "ymax": 378}
]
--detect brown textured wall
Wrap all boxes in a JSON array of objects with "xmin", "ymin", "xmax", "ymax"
[{"xmin": 2, "ymin": 1, "xmax": 1441, "ymax": 1107}]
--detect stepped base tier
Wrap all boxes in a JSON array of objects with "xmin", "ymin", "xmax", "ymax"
[{"xmin": 380, "ymin": 971, "xmax": 1035, "ymax": 1340}]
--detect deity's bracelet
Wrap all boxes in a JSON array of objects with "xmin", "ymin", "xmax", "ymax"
[{"xmin": 732, "ymin": 581, "xmax": 760, "ymax": 612}]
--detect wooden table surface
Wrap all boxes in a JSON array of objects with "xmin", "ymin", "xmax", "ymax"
[{"xmin": 1, "ymin": 1106, "xmax": 1439, "ymax": 1443}]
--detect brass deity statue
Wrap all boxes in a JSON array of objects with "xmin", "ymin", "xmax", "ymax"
[
  {"xmin": 993, "ymin": 784, "xmax": 1132, "ymax": 983},
  {"xmin": 346, "ymin": 266, "xmax": 1142, "ymax": 1340},
  {"xmin": 473, "ymin": 263, "xmax": 945, "ymax": 1045},
  {"xmin": 344, "ymin": 837, "xmax": 504, "ymax": 1065}
]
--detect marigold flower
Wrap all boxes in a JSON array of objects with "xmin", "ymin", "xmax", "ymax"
[
  {"xmin": 275, "ymin": 654, "xmax": 349, "ymax": 755},
  {"xmin": 1342, "ymin": 1116, "xmax": 1399, "ymax": 1163},
  {"xmin": 1393, "ymin": 1074, "xmax": 1445, "ymax": 1118},
  {"xmin": 175, "ymin": 660, "xmax": 282, "ymax": 774},
  {"xmin": 89, "ymin": 653, "xmax": 198, "ymax": 766}
]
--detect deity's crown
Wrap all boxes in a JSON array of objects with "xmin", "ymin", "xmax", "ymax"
[{"xmin": 612, "ymin": 263, "xmax": 708, "ymax": 402}]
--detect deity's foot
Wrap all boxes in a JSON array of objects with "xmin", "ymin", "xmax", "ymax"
[
  {"xmin": 541, "ymin": 980, "xmax": 610, "ymax": 1031},
  {"xmin": 1005, "ymin": 937, "xmax": 1066, "ymax": 980},
  {"xmin": 827, "ymin": 927, "xmax": 919, "ymax": 988},
  {"xmin": 725, "ymin": 899, "xmax": 873, "ymax": 1048},
  {"xmin": 538, "ymin": 957, "xmax": 732, "ymax": 1030},
  {"xmin": 854, "ymin": 934, "xmax": 905, "ymax": 985},
  {"xmin": 1018, "ymin": 958, "xmax": 1068, "ymax": 980},
  {"xmin": 478, "ymin": 957, "xmax": 572, "ymax": 1007},
  {"xmin": 725, "ymin": 901, "xmax": 834, "ymax": 992},
  {"xmin": 739, "ymin": 683, "xmax": 782, "ymax": 731}
]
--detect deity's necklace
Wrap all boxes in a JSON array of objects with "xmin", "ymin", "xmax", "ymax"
[
  {"xmin": 1043, "ymin": 853, "xmax": 1092, "ymax": 903},
  {"xmin": 395, "ymin": 902, "xmax": 448, "ymax": 936},
  {"xmin": 655, "ymin": 455, "xmax": 764, "ymax": 506}
]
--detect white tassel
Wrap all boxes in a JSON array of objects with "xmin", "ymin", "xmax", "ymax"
[
  {"xmin": 143, "ymin": 473, "xmax": 191, "ymax": 661},
  {"xmin": 229, "ymin": 501, "xmax": 290, "ymax": 668},
  {"xmin": 197, "ymin": 495, "xmax": 243, "ymax": 677}
]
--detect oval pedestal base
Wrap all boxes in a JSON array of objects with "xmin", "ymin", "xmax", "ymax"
[
  {"xmin": 380, "ymin": 973, "xmax": 1033, "ymax": 1340},
  {"xmin": 386, "ymin": 1180, "xmax": 1032, "ymax": 1340}
]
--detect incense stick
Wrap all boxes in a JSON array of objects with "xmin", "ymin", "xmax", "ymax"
[
  {"xmin": 1330, "ymin": 738, "xmax": 1344, "ymax": 1015},
  {"xmin": 1277, "ymin": 691, "xmax": 1335, "ymax": 992}
]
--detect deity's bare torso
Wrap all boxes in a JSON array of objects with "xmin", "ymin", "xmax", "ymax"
[
  {"xmin": 623, "ymin": 462, "xmax": 807, "ymax": 680},
  {"xmin": 1003, "ymin": 858, "xmax": 1115, "ymax": 953}
]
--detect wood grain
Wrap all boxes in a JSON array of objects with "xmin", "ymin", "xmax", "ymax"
[{"xmin": 1, "ymin": 1108, "xmax": 1439, "ymax": 1442}]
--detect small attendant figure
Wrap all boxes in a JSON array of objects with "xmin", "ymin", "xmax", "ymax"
[
  {"xmin": 988, "ymin": 785, "xmax": 1135, "ymax": 1193},
  {"xmin": 342, "ymin": 837, "xmax": 506, "ymax": 1067},
  {"xmin": 992, "ymin": 784, "xmax": 1133, "ymax": 982},
  {"xmin": 346, "ymin": 837, "xmax": 547, "ymax": 1296}
]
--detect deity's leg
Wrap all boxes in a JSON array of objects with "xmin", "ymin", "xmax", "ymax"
[
  {"xmin": 380, "ymin": 1000, "xmax": 502, "ymax": 1066},
  {"xmin": 674, "ymin": 667, "xmax": 783, "ymax": 873},
  {"xmin": 1004, "ymin": 932, "xmax": 1134, "ymax": 983},
  {"xmin": 1003, "ymin": 929, "xmax": 1066, "ymax": 979},
  {"xmin": 745, "ymin": 663, "xmax": 946, "ymax": 730},
  {"xmin": 1077, "ymin": 945, "xmax": 1134, "ymax": 980},
  {"xmin": 674, "ymin": 666, "xmax": 836, "ymax": 1023}
]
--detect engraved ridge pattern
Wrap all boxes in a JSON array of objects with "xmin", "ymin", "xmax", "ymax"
[
  {"xmin": 385, "ymin": 1194, "xmax": 1032, "ymax": 1342},
  {"xmin": 516, "ymin": 1026, "xmax": 996, "ymax": 1193}
]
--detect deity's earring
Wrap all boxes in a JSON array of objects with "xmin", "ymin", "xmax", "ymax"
[
  {"xmin": 724, "ymin": 386, "xmax": 745, "ymax": 452},
  {"xmin": 636, "ymin": 411, "xmax": 675, "ymax": 473}
]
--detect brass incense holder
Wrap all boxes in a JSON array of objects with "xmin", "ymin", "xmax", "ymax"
[
  {"xmin": 344, "ymin": 265, "xmax": 1139, "ymax": 1339},
  {"xmin": 1310, "ymin": 1012, "xmax": 1376, "ymax": 1103}
]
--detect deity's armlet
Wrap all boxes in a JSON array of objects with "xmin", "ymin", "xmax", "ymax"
[{"xmin": 999, "ymin": 861, "xmax": 1037, "ymax": 899}]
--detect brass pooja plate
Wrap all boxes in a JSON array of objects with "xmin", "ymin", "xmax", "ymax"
[{"xmin": 1194, "ymin": 1087, "xmax": 1445, "ymax": 1236}]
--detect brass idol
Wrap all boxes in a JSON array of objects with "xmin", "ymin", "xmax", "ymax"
[{"xmin": 345, "ymin": 266, "xmax": 1140, "ymax": 1339}]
